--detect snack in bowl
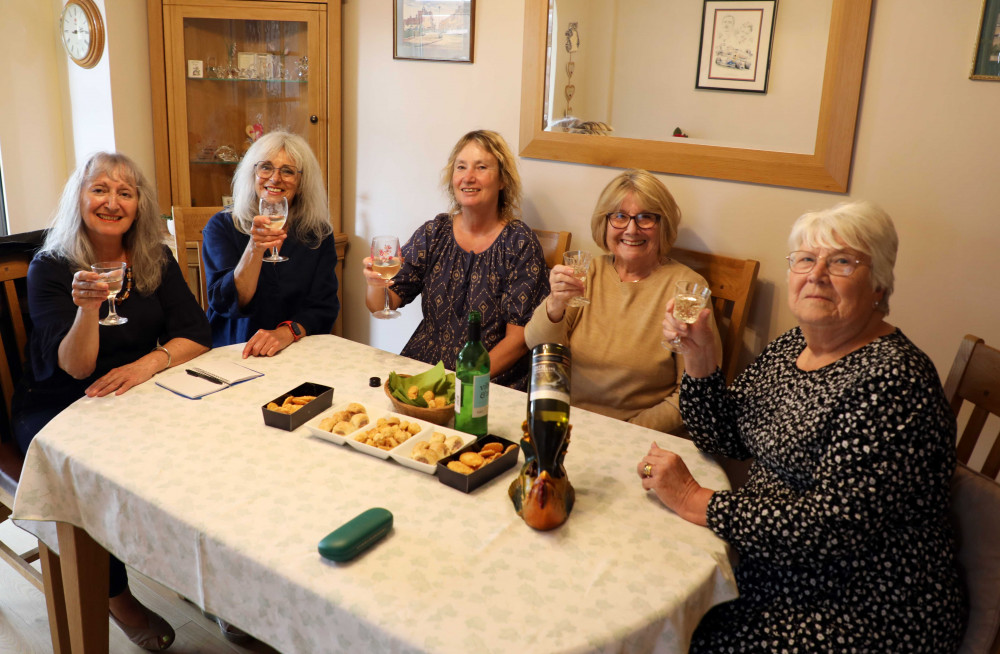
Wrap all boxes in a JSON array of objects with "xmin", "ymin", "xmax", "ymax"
[
  {"xmin": 445, "ymin": 441, "xmax": 518, "ymax": 475},
  {"xmin": 354, "ymin": 416, "xmax": 422, "ymax": 451},
  {"xmin": 318, "ymin": 404, "xmax": 369, "ymax": 435},
  {"xmin": 409, "ymin": 432, "xmax": 465, "ymax": 465},
  {"xmin": 267, "ymin": 394, "xmax": 316, "ymax": 415}
]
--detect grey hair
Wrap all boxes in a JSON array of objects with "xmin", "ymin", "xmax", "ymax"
[
  {"xmin": 788, "ymin": 200, "xmax": 898, "ymax": 314},
  {"xmin": 230, "ymin": 130, "xmax": 331, "ymax": 247},
  {"xmin": 40, "ymin": 152, "xmax": 165, "ymax": 293}
]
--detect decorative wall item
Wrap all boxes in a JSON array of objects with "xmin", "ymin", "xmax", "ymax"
[
  {"xmin": 394, "ymin": 0, "xmax": 475, "ymax": 63},
  {"xmin": 696, "ymin": 0, "xmax": 778, "ymax": 93},
  {"xmin": 971, "ymin": 0, "xmax": 1000, "ymax": 80},
  {"xmin": 563, "ymin": 22, "xmax": 579, "ymax": 117}
]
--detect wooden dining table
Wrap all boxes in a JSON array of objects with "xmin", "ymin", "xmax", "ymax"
[{"xmin": 13, "ymin": 335, "xmax": 737, "ymax": 653}]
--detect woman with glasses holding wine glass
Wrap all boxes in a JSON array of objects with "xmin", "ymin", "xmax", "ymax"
[
  {"xmin": 202, "ymin": 130, "xmax": 339, "ymax": 358},
  {"xmin": 362, "ymin": 129, "xmax": 549, "ymax": 390},
  {"xmin": 12, "ymin": 152, "xmax": 212, "ymax": 650},
  {"xmin": 644, "ymin": 201, "xmax": 965, "ymax": 653},
  {"xmin": 525, "ymin": 169, "xmax": 721, "ymax": 433}
]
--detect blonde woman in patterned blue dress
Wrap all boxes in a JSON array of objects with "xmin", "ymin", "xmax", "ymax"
[{"xmin": 639, "ymin": 201, "xmax": 965, "ymax": 653}]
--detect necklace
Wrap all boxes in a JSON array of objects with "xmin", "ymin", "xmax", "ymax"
[{"xmin": 115, "ymin": 266, "xmax": 133, "ymax": 302}]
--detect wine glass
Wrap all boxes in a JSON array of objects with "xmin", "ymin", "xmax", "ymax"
[
  {"xmin": 91, "ymin": 261, "xmax": 129, "ymax": 326},
  {"xmin": 259, "ymin": 197, "xmax": 289, "ymax": 263},
  {"xmin": 370, "ymin": 235, "xmax": 401, "ymax": 319},
  {"xmin": 563, "ymin": 250, "xmax": 593, "ymax": 307},
  {"xmin": 662, "ymin": 281, "xmax": 711, "ymax": 352}
]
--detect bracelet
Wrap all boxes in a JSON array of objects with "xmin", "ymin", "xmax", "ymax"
[{"xmin": 155, "ymin": 345, "xmax": 172, "ymax": 371}]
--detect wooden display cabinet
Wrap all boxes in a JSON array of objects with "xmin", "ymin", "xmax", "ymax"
[{"xmin": 147, "ymin": 0, "xmax": 346, "ymax": 334}]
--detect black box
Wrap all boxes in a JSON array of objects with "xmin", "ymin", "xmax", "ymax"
[
  {"xmin": 262, "ymin": 383, "xmax": 334, "ymax": 431},
  {"xmin": 437, "ymin": 434, "xmax": 520, "ymax": 493}
]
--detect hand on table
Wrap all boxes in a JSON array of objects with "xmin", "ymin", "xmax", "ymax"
[
  {"xmin": 243, "ymin": 327, "xmax": 294, "ymax": 358},
  {"xmin": 85, "ymin": 360, "xmax": 158, "ymax": 397},
  {"xmin": 638, "ymin": 442, "xmax": 712, "ymax": 527},
  {"xmin": 545, "ymin": 264, "xmax": 585, "ymax": 321}
]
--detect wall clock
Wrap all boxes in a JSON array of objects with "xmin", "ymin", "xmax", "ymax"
[{"xmin": 60, "ymin": 0, "xmax": 105, "ymax": 69}]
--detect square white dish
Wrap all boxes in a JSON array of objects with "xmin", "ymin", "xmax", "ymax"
[
  {"xmin": 388, "ymin": 426, "xmax": 478, "ymax": 475},
  {"xmin": 346, "ymin": 412, "xmax": 433, "ymax": 460},
  {"xmin": 305, "ymin": 402, "xmax": 381, "ymax": 445}
]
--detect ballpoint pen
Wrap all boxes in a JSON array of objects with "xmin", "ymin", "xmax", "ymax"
[{"xmin": 186, "ymin": 368, "xmax": 226, "ymax": 385}]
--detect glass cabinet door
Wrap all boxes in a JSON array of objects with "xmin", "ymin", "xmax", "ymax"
[{"xmin": 164, "ymin": 3, "xmax": 325, "ymax": 207}]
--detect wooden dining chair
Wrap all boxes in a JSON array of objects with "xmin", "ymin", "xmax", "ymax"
[
  {"xmin": 532, "ymin": 229, "xmax": 572, "ymax": 269},
  {"xmin": 172, "ymin": 206, "xmax": 223, "ymax": 311},
  {"xmin": 944, "ymin": 335, "xmax": 1000, "ymax": 654},
  {"xmin": 0, "ymin": 251, "xmax": 44, "ymax": 591},
  {"xmin": 669, "ymin": 247, "xmax": 760, "ymax": 385}
]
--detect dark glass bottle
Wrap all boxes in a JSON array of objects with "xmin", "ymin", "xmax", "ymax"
[
  {"xmin": 455, "ymin": 310, "xmax": 489, "ymax": 435},
  {"xmin": 526, "ymin": 343, "xmax": 571, "ymax": 473}
]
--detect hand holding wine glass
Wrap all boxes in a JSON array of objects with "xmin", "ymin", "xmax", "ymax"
[
  {"xmin": 370, "ymin": 235, "xmax": 401, "ymax": 319},
  {"xmin": 259, "ymin": 196, "xmax": 289, "ymax": 263},
  {"xmin": 562, "ymin": 250, "xmax": 593, "ymax": 307},
  {"xmin": 91, "ymin": 261, "xmax": 129, "ymax": 326},
  {"xmin": 662, "ymin": 281, "xmax": 711, "ymax": 352}
]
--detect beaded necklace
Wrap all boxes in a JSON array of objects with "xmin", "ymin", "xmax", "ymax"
[{"xmin": 115, "ymin": 266, "xmax": 133, "ymax": 302}]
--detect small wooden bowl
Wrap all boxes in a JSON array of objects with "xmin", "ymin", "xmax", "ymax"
[{"xmin": 383, "ymin": 375, "xmax": 455, "ymax": 426}]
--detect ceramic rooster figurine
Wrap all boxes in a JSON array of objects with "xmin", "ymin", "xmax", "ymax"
[{"xmin": 509, "ymin": 420, "xmax": 575, "ymax": 531}]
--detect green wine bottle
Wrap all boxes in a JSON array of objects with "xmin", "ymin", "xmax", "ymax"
[{"xmin": 455, "ymin": 310, "xmax": 490, "ymax": 436}]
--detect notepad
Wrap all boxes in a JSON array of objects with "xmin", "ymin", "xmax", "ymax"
[{"xmin": 155, "ymin": 360, "xmax": 263, "ymax": 399}]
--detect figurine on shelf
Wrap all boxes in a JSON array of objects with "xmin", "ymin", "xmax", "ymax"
[
  {"xmin": 246, "ymin": 115, "xmax": 264, "ymax": 144},
  {"xmin": 673, "ymin": 127, "xmax": 689, "ymax": 138}
]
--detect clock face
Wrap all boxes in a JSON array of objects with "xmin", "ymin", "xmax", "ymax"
[{"xmin": 60, "ymin": 1, "xmax": 103, "ymax": 67}]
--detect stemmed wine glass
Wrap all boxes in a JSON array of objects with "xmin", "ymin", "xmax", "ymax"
[
  {"xmin": 91, "ymin": 261, "xmax": 129, "ymax": 326},
  {"xmin": 662, "ymin": 281, "xmax": 711, "ymax": 352},
  {"xmin": 370, "ymin": 235, "xmax": 401, "ymax": 319},
  {"xmin": 259, "ymin": 196, "xmax": 289, "ymax": 263}
]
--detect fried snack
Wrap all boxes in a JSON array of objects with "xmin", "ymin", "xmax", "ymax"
[
  {"xmin": 479, "ymin": 442, "xmax": 503, "ymax": 456},
  {"xmin": 434, "ymin": 397, "xmax": 448, "ymax": 408},
  {"xmin": 317, "ymin": 404, "xmax": 368, "ymax": 434},
  {"xmin": 408, "ymin": 432, "xmax": 464, "ymax": 464},
  {"xmin": 267, "ymin": 401, "xmax": 281, "ymax": 411},
  {"xmin": 444, "ymin": 441, "xmax": 515, "ymax": 475},
  {"xmin": 407, "ymin": 385, "xmax": 419, "ymax": 400},
  {"xmin": 288, "ymin": 395, "xmax": 316, "ymax": 405},
  {"xmin": 422, "ymin": 390, "xmax": 435, "ymax": 403},
  {"xmin": 349, "ymin": 413, "xmax": 369, "ymax": 429},
  {"xmin": 459, "ymin": 451, "xmax": 484, "ymax": 468},
  {"xmin": 355, "ymin": 419, "xmax": 421, "ymax": 451},
  {"xmin": 444, "ymin": 435, "xmax": 464, "ymax": 452},
  {"xmin": 345, "ymin": 402, "xmax": 365, "ymax": 414},
  {"xmin": 447, "ymin": 460, "xmax": 475, "ymax": 474},
  {"xmin": 332, "ymin": 421, "xmax": 354, "ymax": 435}
]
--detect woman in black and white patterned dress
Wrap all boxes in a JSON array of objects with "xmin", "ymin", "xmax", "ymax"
[{"xmin": 641, "ymin": 201, "xmax": 966, "ymax": 653}]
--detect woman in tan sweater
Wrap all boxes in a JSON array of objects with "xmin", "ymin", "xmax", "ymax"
[{"xmin": 524, "ymin": 169, "xmax": 721, "ymax": 433}]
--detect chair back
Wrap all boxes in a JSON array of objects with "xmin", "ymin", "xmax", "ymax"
[
  {"xmin": 172, "ymin": 206, "xmax": 222, "ymax": 310},
  {"xmin": 944, "ymin": 334, "xmax": 1000, "ymax": 479},
  {"xmin": 533, "ymin": 229, "xmax": 572, "ymax": 269},
  {"xmin": 0, "ymin": 251, "xmax": 44, "ymax": 591},
  {"xmin": 669, "ymin": 247, "xmax": 759, "ymax": 385}
]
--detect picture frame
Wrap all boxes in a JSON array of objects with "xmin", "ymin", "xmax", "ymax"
[
  {"xmin": 971, "ymin": 0, "xmax": 1000, "ymax": 80},
  {"xmin": 187, "ymin": 59, "xmax": 203, "ymax": 79},
  {"xmin": 393, "ymin": 0, "xmax": 475, "ymax": 63},
  {"xmin": 696, "ymin": 0, "xmax": 778, "ymax": 93}
]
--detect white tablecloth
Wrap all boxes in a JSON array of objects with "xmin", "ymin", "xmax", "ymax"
[{"xmin": 13, "ymin": 335, "xmax": 736, "ymax": 653}]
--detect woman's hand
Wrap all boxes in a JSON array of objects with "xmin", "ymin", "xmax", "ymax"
[
  {"xmin": 637, "ymin": 442, "xmax": 712, "ymax": 526},
  {"xmin": 71, "ymin": 270, "xmax": 111, "ymax": 313},
  {"xmin": 247, "ymin": 214, "xmax": 286, "ymax": 255},
  {"xmin": 85, "ymin": 359, "xmax": 158, "ymax": 397},
  {"xmin": 545, "ymin": 264, "xmax": 585, "ymax": 322},
  {"xmin": 362, "ymin": 256, "xmax": 392, "ymax": 288},
  {"xmin": 242, "ymin": 327, "xmax": 294, "ymax": 358},
  {"xmin": 662, "ymin": 299, "xmax": 717, "ymax": 377}
]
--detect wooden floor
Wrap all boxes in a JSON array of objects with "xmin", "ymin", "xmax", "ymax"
[{"xmin": 0, "ymin": 520, "xmax": 282, "ymax": 654}]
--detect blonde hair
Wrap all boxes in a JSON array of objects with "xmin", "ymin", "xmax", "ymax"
[
  {"xmin": 440, "ymin": 130, "xmax": 522, "ymax": 222},
  {"xmin": 230, "ymin": 130, "xmax": 331, "ymax": 247},
  {"xmin": 590, "ymin": 169, "xmax": 681, "ymax": 261},
  {"xmin": 40, "ymin": 152, "xmax": 165, "ymax": 293},
  {"xmin": 788, "ymin": 200, "xmax": 898, "ymax": 313}
]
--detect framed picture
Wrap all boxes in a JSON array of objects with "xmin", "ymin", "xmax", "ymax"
[
  {"xmin": 394, "ymin": 0, "xmax": 475, "ymax": 63},
  {"xmin": 696, "ymin": 0, "xmax": 778, "ymax": 93},
  {"xmin": 187, "ymin": 59, "xmax": 203, "ymax": 79},
  {"xmin": 971, "ymin": 0, "xmax": 1000, "ymax": 80}
]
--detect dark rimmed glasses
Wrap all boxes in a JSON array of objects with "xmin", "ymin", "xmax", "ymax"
[
  {"xmin": 254, "ymin": 161, "xmax": 301, "ymax": 181},
  {"xmin": 786, "ymin": 250, "xmax": 866, "ymax": 277},
  {"xmin": 606, "ymin": 212, "xmax": 660, "ymax": 229}
]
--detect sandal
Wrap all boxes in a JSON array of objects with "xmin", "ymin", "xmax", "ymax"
[{"xmin": 109, "ymin": 604, "xmax": 175, "ymax": 651}]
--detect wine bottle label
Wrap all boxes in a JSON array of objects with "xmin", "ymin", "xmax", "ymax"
[
  {"xmin": 472, "ymin": 373, "xmax": 489, "ymax": 417},
  {"xmin": 529, "ymin": 388, "xmax": 570, "ymax": 405}
]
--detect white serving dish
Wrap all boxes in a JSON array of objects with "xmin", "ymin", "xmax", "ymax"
[
  {"xmin": 388, "ymin": 425, "xmax": 478, "ymax": 475},
  {"xmin": 345, "ymin": 412, "xmax": 432, "ymax": 460},
  {"xmin": 305, "ymin": 402, "xmax": 381, "ymax": 446}
]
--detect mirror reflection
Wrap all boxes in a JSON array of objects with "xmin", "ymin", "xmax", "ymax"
[{"xmin": 543, "ymin": 0, "xmax": 833, "ymax": 153}]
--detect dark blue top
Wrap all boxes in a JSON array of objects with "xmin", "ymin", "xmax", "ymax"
[
  {"xmin": 12, "ymin": 248, "xmax": 212, "ymax": 453},
  {"xmin": 201, "ymin": 211, "xmax": 340, "ymax": 347},
  {"xmin": 392, "ymin": 214, "xmax": 549, "ymax": 390}
]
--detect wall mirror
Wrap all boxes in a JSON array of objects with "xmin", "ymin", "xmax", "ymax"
[{"xmin": 519, "ymin": 0, "xmax": 873, "ymax": 192}]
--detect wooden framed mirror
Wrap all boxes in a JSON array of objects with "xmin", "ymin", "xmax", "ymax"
[{"xmin": 519, "ymin": 0, "xmax": 872, "ymax": 192}]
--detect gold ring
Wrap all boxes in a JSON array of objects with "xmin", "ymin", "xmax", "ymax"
[{"xmin": 642, "ymin": 463, "xmax": 653, "ymax": 478}]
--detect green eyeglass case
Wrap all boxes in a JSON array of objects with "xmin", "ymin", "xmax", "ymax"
[{"xmin": 318, "ymin": 508, "xmax": 393, "ymax": 562}]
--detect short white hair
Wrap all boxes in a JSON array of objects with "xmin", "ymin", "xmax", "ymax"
[{"xmin": 788, "ymin": 200, "xmax": 898, "ymax": 314}]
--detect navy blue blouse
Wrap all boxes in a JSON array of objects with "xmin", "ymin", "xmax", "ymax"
[{"xmin": 392, "ymin": 214, "xmax": 549, "ymax": 390}]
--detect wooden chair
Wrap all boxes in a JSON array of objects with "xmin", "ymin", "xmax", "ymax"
[
  {"xmin": 944, "ymin": 335, "xmax": 1000, "ymax": 654},
  {"xmin": 533, "ymin": 229, "xmax": 572, "ymax": 269},
  {"xmin": 669, "ymin": 247, "xmax": 760, "ymax": 385},
  {"xmin": 0, "ymin": 251, "xmax": 44, "ymax": 591},
  {"xmin": 172, "ymin": 205, "xmax": 222, "ymax": 311}
]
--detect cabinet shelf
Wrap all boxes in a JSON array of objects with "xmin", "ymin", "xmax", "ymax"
[{"xmin": 192, "ymin": 77, "xmax": 308, "ymax": 84}]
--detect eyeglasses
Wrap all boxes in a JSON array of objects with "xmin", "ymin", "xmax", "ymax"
[
  {"xmin": 87, "ymin": 186, "xmax": 137, "ymax": 203},
  {"xmin": 786, "ymin": 250, "xmax": 867, "ymax": 277},
  {"xmin": 254, "ymin": 161, "xmax": 301, "ymax": 181},
  {"xmin": 606, "ymin": 212, "xmax": 660, "ymax": 229}
]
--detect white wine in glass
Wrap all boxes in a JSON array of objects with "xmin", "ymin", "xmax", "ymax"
[
  {"xmin": 662, "ymin": 281, "xmax": 711, "ymax": 352},
  {"xmin": 91, "ymin": 261, "xmax": 129, "ymax": 326},
  {"xmin": 563, "ymin": 250, "xmax": 593, "ymax": 307},
  {"xmin": 371, "ymin": 235, "xmax": 401, "ymax": 319},
  {"xmin": 259, "ymin": 196, "xmax": 289, "ymax": 263}
]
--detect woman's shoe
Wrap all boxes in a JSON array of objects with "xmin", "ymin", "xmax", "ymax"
[{"xmin": 109, "ymin": 605, "xmax": 175, "ymax": 651}]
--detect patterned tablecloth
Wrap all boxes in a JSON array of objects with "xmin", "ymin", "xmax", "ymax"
[{"xmin": 13, "ymin": 335, "xmax": 736, "ymax": 654}]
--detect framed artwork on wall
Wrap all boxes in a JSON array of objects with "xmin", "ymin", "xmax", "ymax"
[
  {"xmin": 696, "ymin": 0, "xmax": 778, "ymax": 93},
  {"xmin": 971, "ymin": 0, "xmax": 1000, "ymax": 80},
  {"xmin": 393, "ymin": 0, "xmax": 475, "ymax": 63}
]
